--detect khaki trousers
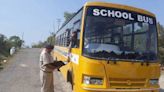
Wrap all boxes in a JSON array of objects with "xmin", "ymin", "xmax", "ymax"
[{"xmin": 40, "ymin": 71, "xmax": 54, "ymax": 92}]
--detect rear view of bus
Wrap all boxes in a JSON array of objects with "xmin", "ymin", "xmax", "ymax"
[{"xmin": 79, "ymin": 2, "xmax": 160, "ymax": 92}]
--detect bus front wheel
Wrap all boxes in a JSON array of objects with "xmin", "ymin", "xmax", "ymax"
[{"xmin": 67, "ymin": 71, "xmax": 74, "ymax": 90}]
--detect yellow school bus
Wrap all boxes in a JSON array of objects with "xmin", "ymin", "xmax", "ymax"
[{"xmin": 53, "ymin": 2, "xmax": 160, "ymax": 92}]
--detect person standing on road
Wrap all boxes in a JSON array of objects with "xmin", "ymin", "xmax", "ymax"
[{"xmin": 40, "ymin": 45, "xmax": 56, "ymax": 92}]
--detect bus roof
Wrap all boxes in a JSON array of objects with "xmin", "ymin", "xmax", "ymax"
[
  {"xmin": 84, "ymin": 2, "xmax": 155, "ymax": 17},
  {"xmin": 56, "ymin": 2, "xmax": 156, "ymax": 34}
]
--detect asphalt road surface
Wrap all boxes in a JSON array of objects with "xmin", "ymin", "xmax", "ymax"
[
  {"xmin": 0, "ymin": 48, "xmax": 164, "ymax": 92},
  {"xmin": 0, "ymin": 48, "xmax": 72, "ymax": 92}
]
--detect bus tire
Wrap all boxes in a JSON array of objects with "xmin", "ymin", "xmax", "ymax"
[{"xmin": 67, "ymin": 71, "xmax": 73, "ymax": 89}]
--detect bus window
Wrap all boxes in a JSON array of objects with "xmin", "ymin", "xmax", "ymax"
[
  {"xmin": 66, "ymin": 29, "xmax": 71, "ymax": 46},
  {"xmin": 72, "ymin": 20, "xmax": 81, "ymax": 48},
  {"xmin": 70, "ymin": 30, "xmax": 79, "ymax": 48},
  {"xmin": 83, "ymin": 7, "xmax": 158, "ymax": 61}
]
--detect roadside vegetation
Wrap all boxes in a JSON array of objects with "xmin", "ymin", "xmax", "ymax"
[
  {"xmin": 158, "ymin": 22, "xmax": 164, "ymax": 65},
  {"xmin": 31, "ymin": 32, "xmax": 56, "ymax": 48},
  {"xmin": 0, "ymin": 34, "xmax": 23, "ymax": 68}
]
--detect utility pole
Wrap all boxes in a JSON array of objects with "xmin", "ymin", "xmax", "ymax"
[
  {"xmin": 22, "ymin": 32, "xmax": 24, "ymax": 41},
  {"xmin": 57, "ymin": 19, "xmax": 61, "ymax": 31},
  {"xmin": 53, "ymin": 22, "xmax": 56, "ymax": 34},
  {"xmin": 21, "ymin": 32, "xmax": 24, "ymax": 48}
]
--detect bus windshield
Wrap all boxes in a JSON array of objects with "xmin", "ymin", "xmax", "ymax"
[{"xmin": 83, "ymin": 7, "xmax": 158, "ymax": 62}]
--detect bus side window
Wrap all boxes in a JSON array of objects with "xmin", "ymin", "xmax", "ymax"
[
  {"xmin": 72, "ymin": 20, "xmax": 81, "ymax": 48},
  {"xmin": 66, "ymin": 29, "xmax": 71, "ymax": 47},
  {"xmin": 70, "ymin": 30, "xmax": 78, "ymax": 48}
]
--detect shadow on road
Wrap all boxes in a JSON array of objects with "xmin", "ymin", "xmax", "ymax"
[{"xmin": 160, "ymin": 89, "xmax": 164, "ymax": 92}]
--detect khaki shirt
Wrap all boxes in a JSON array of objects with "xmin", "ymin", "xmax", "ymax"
[{"xmin": 40, "ymin": 49, "xmax": 54, "ymax": 72}]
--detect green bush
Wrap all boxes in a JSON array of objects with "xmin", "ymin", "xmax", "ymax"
[{"xmin": 0, "ymin": 34, "xmax": 23, "ymax": 61}]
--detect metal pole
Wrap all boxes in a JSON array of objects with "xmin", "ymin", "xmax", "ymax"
[{"xmin": 57, "ymin": 19, "xmax": 61, "ymax": 31}]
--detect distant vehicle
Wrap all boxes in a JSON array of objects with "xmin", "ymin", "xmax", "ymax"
[
  {"xmin": 53, "ymin": 2, "xmax": 160, "ymax": 92},
  {"xmin": 10, "ymin": 47, "xmax": 16, "ymax": 55}
]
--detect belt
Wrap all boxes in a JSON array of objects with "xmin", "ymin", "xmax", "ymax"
[{"xmin": 40, "ymin": 70, "xmax": 53, "ymax": 73}]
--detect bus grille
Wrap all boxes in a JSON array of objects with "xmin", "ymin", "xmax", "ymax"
[{"xmin": 109, "ymin": 78, "xmax": 146, "ymax": 88}]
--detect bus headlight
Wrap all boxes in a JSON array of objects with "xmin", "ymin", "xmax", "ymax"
[
  {"xmin": 149, "ymin": 79, "xmax": 158, "ymax": 85},
  {"xmin": 83, "ymin": 76, "xmax": 103, "ymax": 85}
]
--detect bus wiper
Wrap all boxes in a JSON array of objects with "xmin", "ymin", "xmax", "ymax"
[
  {"xmin": 123, "ymin": 52, "xmax": 140, "ymax": 60},
  {"xmin": 142, "ymin": 56, "xmax": 150, "ymax": 66},
  {"xmin": 107, "ymin": 57, "xmax": 118, "ymax": 64},
  {"xmin": 122, "ymin": 52, "xmax": 150, "ymax": 66},
  {"xmin": 135, "ymin": 57, "xmax": 149, "ymax": 66},
  {"xmin": 135, "ymin": 54, "xmax": 150, "ymax": 66}
]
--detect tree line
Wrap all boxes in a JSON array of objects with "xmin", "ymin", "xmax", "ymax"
[
  {"xmin": 158, "ymin": 22, "xmax": 164, "ymax": 64},
  {"xmin": 32, "ymin": 32, "xmax": 55, "ymax": 48},
  {"xmin": 0, "ymin": 34, "xmax": 23, "ymax": 61}
]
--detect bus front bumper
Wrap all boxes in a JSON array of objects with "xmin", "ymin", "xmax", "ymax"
[{"xmin": 82, "ymin": 87, "xmax": 159, "ymax": 92}]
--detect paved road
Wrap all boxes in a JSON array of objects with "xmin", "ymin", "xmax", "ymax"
[
  {"xmin": 0, "ymin": 48, "xmax": 164, "ymax": 92},
  {"xmin": 0, "ymin": 48, "xmax": 72, "ymax": 92}
]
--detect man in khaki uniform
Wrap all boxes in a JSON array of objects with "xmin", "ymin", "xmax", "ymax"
[{"xmin": 40, "ymin": 45, "xmax": 56, "ymax": 92}]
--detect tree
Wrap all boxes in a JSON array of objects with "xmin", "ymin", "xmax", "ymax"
[
  {"xmin": 9, "ymin": 36, "xmax": 24, "ymax": 48},
  {"xmin": 32, "ymin": 41, "xmax": 46, "ymax": 48},
  {"xmin": 63, "ymin": 12, "xmax": 76, "ymax": 25},
  {"xmin": 158, "ymin": 22, "xmax": 164, "ymax": 37},
  {"xmin": 0, "ymin": 34, "xmax": 25, "ymax": 61},
  {"xmin": 157, "ymin": 22, "xmax": 164, "ymax": 64},
  {"xmin": 0, "ymin": 34, "xmax": 7, "ymax": 45},
  {"xmin": 0, "ymin": 34, "xmax": 12, "ymax": 59},
  {"xmin": 47, "ymin": 32, "xmax": 55, "ymax": 45}
]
